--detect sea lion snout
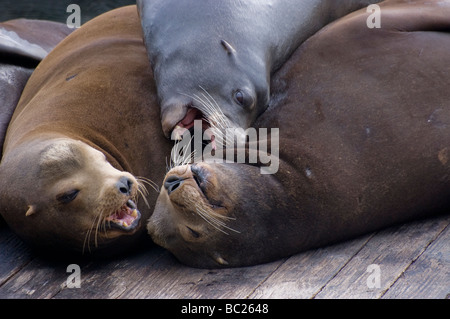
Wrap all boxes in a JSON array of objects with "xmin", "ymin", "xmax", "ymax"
[
  {"xmin": 116, "ymin": 176, "xmax": 135, "ymax": 196},
  {"xmin": 164, "ymin": 175, "xmax": 184, "ymax": 195},
  {"xmin": 160, "ymin": 96, "xmax": 191, "ymax": 138},
  {"xmin": 163, "ymin": 164, "xmax": 212, "ymax": 197}
]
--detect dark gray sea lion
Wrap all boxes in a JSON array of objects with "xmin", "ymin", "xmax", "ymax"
[
  {"xmin": 147, "ymin": 0, "xmax": 450, "ymax": 267},
  {"xmin": 137, "ymin": 0, "xmax": 382, "ymax": 139},
  {"xmin": 0, "ymin": 6, "xmax": 172, "ymax": 256}
]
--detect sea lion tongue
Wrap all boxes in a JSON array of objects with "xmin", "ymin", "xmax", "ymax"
[
  {"xmin": 175, "ymin": 107, "xmax": 204, "ymax": 131},
  {"xmin": 105, "ymin": 200, "xmax": 141, "ymax": 230},
  {"xmin": 180, "ymin": 107, "xmax": 200, "ymax": 128},
  {"xmin": 173, "ymin": 108, "xmax": 217, "ymax": 150}
]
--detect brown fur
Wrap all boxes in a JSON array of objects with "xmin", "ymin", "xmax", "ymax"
[
  {"xmin": 0, "ymin": 6, "xmax": 172, "ymax": 256},
  {"xmin": 148, "ymin": 0, "xmax": 450, "ymax": 267}
]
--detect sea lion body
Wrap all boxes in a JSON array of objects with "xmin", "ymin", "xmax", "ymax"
[
  {"xmin": 137, "ymin": 0, "xmax": 382, "ymax": 138},
  {"xmin": 148, "ymin": 0, "xmax": 450, "ymax": 267},
  {"xmin": 0, "ymin": 6, "xmax": 172, "ymax": 255},
  {"xmin": 0, "ymin": 19, "xmax": 72, "ymax": 157}
]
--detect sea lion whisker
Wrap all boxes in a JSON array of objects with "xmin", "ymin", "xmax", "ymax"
[
  {"xmin": 185, "ymin": 100, "xmax": 226, "ymax": 149},
  {"xmin": 137, "ymin": 187, "xmax": 149, "ymax": 207},
  {"xmin": 204, "ymin": 209, "xmax": 238, "ymax": 227},
  {"xmin": 195, "ymin": 205, "xmax": 230, "ymax": 235},
  {"xmin": 208, "ymin": 123, "xmax": 226, "ymax": 149},
  {"xmin": 198, "ymin": 86, "xmax": 232, "ymax": 129},
  {"xmin": 199, "ymin": 98, "xmax": 227, "ymax": 129},
  {"xmin": 195, "ymin": 204, "xmax": 240, "ymax": 234},
  {"xmin": 136, "ymin": 176, "xmax": 160, "ymax": 202},
  {"xmin": 85, "ymin": 213, "xmax": 99, "ymax": 252},
  {"xmin": 170, "ymin": 135, "xmax": 196, "ymax": 168},
  {"xmin": 179, "ymin": 91, "xmax": 229, "ymax": 150},
  {"xmin": 94, "ymin": 208, "xmax": 104, "ymax": 248},
  {"xmin": 82, "ymin": 225, "xmax": 92, "ymax": 254},
  {"xmin": 185, "ymin": 90, "xmax": 229, "ymax": 132},
  {"xmin": 140, "ymin": 176, "xmax": 158, "ymax": 190},
  {"xmin": 197, "ymin": 206, "xmax": 225, "ymax": 226},
  {"xmin": 178, "ymin": 91, "xmax": 212, "ymax": 119},
  {"xmin": 165, "ymin": 156, "xmax": 171, "ymax": 172},
  {"xmin": 135, "ymin": 177, "xmax": 154, "ymax": 193},
  {"xmin": 83, "ymin": 209, "xmax": 101, "ymax": 254},
  {"xmin": 181, "ymin": 136, "xmax": 196, "ymax": 165},
  {"xmin": 203, "ymin": 207, "xmax": 239, "ymax": 230},
  {"xmin": 206, "ymin": 206, "xmax": 236, "ymax": 221},
  {"xmin": 100, "ymin": 216, "xmax": 109, "ymax": 240},
  {"xmin": 137, "ymin": 187, "xmax": 150, "ymax": 209},
  {"xmin": 203, "ymin": 212, "xmax": 228, "ymax": 228},
  {"xmin": 198, "ymin": 99, "xmax": 229, "ymax": 132},
  {"xmin": 197, "ymin": 86, "xmax": 220, "ymax": 112},
  {"xmin": 170, "ymin": 141, "xmax": 182, "ymax": 168},
  {"xmin": 193, "ymin": 94, "xmax": 219, "ymax": 122},
  {"xmin": 192, "ymin": 98, "xmax": 228, "ymax": 148},
  {"xmin": 198, "ymin": 207, "xmax": 240, "ymax": 235}
]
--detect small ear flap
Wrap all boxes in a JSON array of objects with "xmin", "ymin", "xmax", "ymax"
[
  {"xmin": 25, "ymin": 205, "xmax": 37, "ymax": 217},
  {"xmin": 220, "ymin": 39, "xmax": 236, "ymax": 55}
]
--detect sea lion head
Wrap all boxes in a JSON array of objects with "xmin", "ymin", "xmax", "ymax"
[
  {"xmin": 155, "ymin": 39, "xmax": 270, "ymax": 140},
  {"xmin": 0, "ymin": 138, "xmax": 146, "ymax": 255},
  {"xmin": 147, "ymin": 161, "xmax": 290, "ymax": 268}
]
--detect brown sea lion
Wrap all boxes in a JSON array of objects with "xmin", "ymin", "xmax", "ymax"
[
  {"xmin": 0, "ymin": 6, "xmax": 172, "ymax": 256},
  {"xmin": 147, "ymin": 0, "xmax": 450, "ymax": 267},
  {"xmin": 137, "ymin": 0, "xmax": 382, "ymax": 139}
]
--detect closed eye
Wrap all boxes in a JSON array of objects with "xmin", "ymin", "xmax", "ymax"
[
  {"xmin": 56, "ymin": 189, "xmax": 80, "ymax": 204},
  {"xmin": 186, "ymin": 226, "xmax": 201, "ymax": 239}
]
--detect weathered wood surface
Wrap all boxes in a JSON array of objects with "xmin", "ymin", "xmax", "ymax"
[{"xmin": 0, "ymin": 214, "xmax": 448, "ymax": 299}]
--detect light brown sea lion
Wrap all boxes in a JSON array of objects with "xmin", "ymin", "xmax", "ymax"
[
  {"xmin": 148, "ymin": 0, "xmax": 450, "ymax": 267},
  {"xmin": 0, "ymin": 6, "xmax": 172, "ymax": 256}
]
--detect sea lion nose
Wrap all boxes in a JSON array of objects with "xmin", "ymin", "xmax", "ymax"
[
  {"xmin": 164, "ymin": 175, "xmax": 183, "ymax": 195},
  {"xmin": 116, "ymin": 176, "xmax": 133, "ymax": 195}
]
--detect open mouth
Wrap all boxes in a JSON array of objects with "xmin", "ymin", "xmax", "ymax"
[
  {"xmin": 105, "ymin": 199, "xmax": 141, "ymax": 231},
  {"xmin": 172, "ymin": 107, "xmax": 216, "ymax": 149}
]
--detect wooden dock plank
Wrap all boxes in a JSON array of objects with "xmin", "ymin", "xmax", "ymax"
[
  {"xmin": 0, "ymin": 215, "xmax": 448, "ymax": 299},
  {"xmin": 314, "ymin": 215, "xmax": 449, "ymax": 299},
  {"xmin": 382, "ymin": 222, "xmax": 450, "ymax": 299},
  {"xmin": 115, "ymin": 250, "xmax": 212, "ymax": 299},
  {"xmin": 54, "ymin": 243, "xmax": 284, "ymax": 299},
  {"xmin": 54, "ymin": 243, "xmax": 168, "ymax": 299},
  {"xmin": 248, "ymin": 235, "xmax": 372, "ymax": 299},
  {"xmin": 181, "ymin": 259, "xmax": 284, "ymax": 299},
  {"xmin": 0, "ymin": 256, "xmax": 73, "ymax": 299},
  {"xmin": 0, "ymin": 227, "xmax": 34, "ymax": 287}
]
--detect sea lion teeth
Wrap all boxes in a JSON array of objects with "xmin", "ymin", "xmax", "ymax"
[
  {"xmin": 0, "ymin": 6, "xmax": 172, "ymax": 256},
  {"xmin": 126, "ymin": 199, "xmax": 136, "ymax": 209},
  {"xmin": 172, "ymin": 125, "xmax": 185, "ymax": 141}
]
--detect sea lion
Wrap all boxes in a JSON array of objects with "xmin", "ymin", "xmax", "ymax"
[
  {"xmin": 0, "ymin": 18, "xmax": 73, "ymax": 157},
  {"xmin": 0, "ymin": 6, "xmax": 172, "ymax": 256},
  {"xmin": 147, "ymin": 0, "xmax": 450, "ymax": 268},
  {"xmin": 137, "ymin": 0, "xmax": 382, "ymax": 139}
]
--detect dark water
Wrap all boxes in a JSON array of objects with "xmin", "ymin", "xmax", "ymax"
[{"xmin": 0, "ymin": 0, "xmax": 136, "ymax": 24}]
